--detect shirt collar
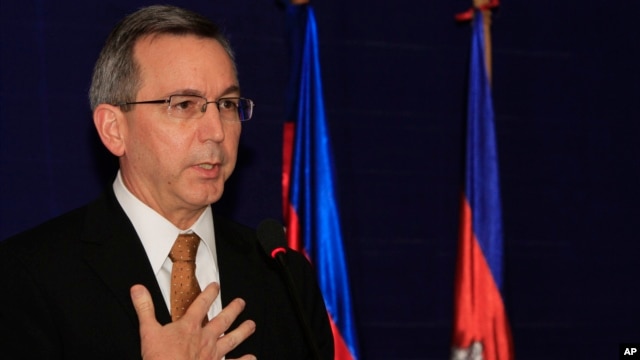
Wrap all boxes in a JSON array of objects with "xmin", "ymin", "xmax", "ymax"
[{"xmin": 112, "ymin": 170, "xmax": 216, "ymax": 275}]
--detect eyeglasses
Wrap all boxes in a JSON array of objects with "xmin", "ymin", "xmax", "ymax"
[{"xmin": 118, "ymin": 95, "xmax": 254, "ymax": 122}]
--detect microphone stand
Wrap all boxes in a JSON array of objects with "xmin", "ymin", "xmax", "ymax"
[{"xmin": 273, "ymin": 252, "xmax": 323, "ymax": 360}]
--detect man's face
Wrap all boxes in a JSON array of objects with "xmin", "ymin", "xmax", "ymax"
[{"xmin": 118, "ymin": 34, "xmax": 241, "ymax": 227}]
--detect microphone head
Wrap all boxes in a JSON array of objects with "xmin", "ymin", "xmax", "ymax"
[{"xmin": 257, "ymin": 218, "xmax": 287, "ymax": 259}]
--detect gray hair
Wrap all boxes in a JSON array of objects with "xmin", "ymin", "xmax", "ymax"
[{"xmin": 88, "ymin": 5, "xmax": 235, "ymax": 110}]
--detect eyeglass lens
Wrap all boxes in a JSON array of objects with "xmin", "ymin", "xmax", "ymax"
[{"xmin": 168, "ymin": 95, "xmax": 252, "ymax": 121}]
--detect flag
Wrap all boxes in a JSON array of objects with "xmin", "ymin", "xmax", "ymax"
[
  {"xmin": 282, "ymin": 3, "xmax": 360, "ymax": 360},
  {"xmin": 451, "ymin": 6, "xmax": 514, "ymax": 360}
]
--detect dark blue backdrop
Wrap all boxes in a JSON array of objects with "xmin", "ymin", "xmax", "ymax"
[{"xmin": 1, "ymin": 1, "xmax": 639, "ymax": 359}]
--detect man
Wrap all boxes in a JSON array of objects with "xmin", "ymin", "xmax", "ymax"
[{"xmin": 0, "ymin": 5, "xmax": 334, "ymax": 359}]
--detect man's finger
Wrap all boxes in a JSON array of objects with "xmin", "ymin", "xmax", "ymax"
[
  {"xmin": 182, "ymin": 282, "xmax": 220, "ymax": 323},
  {"xmin": 204, "ymin": 297, "xmax": 247, "ymax": 336},
  {"xmin": 216, "ymin": 319, "xmax": 256, "ymax": 356},
  {"xmin": 130, "ymin": 284, "xmax": 157, "ymax": 328}
]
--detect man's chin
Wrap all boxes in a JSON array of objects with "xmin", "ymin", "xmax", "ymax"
[{"xmin": 193, "ymin": 186, "xmax": 224, "ymax": 206}]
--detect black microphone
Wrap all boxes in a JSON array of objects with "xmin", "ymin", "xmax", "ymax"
[{"xmin": 256, "ymin": 219, "xmax": 322, "ymax": 360}]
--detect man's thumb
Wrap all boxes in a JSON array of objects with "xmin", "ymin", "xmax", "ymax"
[{"xmin": 130, "ymin": 284, "xmax": 156, "ymax": 326}]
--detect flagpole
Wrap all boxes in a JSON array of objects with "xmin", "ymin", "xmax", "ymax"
[{"xmin": 473, "ymin": 0, "xmax": 493, "ymax": 81}]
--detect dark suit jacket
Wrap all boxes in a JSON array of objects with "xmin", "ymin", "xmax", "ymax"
[{"xmin": 0, "ymin": 189, "xmax": 333, "ymax": 359}]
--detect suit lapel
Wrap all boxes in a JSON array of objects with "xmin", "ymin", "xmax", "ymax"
[
  {"xmin": 80, "ymin": 190, "xmax": 172, "ymax": 326},
  {"xmin": 78, "ymin": 192, "xmax": 264, "ymax": 344},
  {"xmin": 215, "ymin": 216, "xmax": 261, "ymax": 306},
  {"xmin": 214, "ymin": 216, "xmax": 265, "ymax": 353}
]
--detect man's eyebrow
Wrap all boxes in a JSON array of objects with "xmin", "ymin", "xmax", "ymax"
[
  {"xmin": 171, "ymin": 85, "xmax": 241, "ymax": 98},
  {"xmin": 171, "ymin": 88, "xmax": 205, "ymax": 97},
  {"xmin": 218, "ymin": 85, "xmax": 241, "ymax": 98}
]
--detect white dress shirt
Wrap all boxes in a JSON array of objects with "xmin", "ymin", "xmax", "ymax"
[{"xmin": 112, "ymin": 171, "xmax": 222, "ymax": 320}]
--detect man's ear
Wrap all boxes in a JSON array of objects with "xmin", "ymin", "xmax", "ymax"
[{"xmin": 94, "ymin": 104, "xmax": 126, "ymax": 157}]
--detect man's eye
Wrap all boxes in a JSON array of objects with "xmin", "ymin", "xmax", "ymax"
[
  {"xmin": 173, "ymin": 100, "xmax": 197, "ymax": 111},
  {"xmin": 219, "ymin": 99, "xmax": 239, "ymax": 111}
]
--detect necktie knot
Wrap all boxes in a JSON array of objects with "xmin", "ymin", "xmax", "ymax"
[{"xmin": 169, "ymin": 233, "xmax": 200, "ymax": 262}]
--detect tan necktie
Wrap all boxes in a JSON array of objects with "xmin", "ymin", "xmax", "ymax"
[{"xmin": 169, "ymin": 233, "xmax": 201, "ymax": 322}]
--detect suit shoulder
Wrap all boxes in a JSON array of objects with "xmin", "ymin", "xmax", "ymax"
[
  {"xmin": 214, "ymin": 216, "xmax": 255, "ymax": 236},
  {"xmin": 0, "ymin": 202, "xmax": 94, "ymax": 264},
  {"xmin": 2, "ymin": 205, "xmax": 85, "ymax": 242},
  {"xmin": 213, "ymin": 215, "xmax": 259, "ymax": 250}
]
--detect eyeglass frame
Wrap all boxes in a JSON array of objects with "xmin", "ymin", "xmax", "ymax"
[{"xmin": 116, "ymin": 95, "xmax": 254, "ymax": 122}]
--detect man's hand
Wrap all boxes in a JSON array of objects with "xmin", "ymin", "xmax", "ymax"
[{"xmin": 130, "ymin": 282, "xmax": 256, "ymax": 360}]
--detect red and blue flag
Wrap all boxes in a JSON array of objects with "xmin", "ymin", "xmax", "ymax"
[
  {"xmin": 282, "ymin": 3, "xmax": 360, "ymax": 360},
  {"xmin": 452, "ymin": 7, "xmax": 514, "ymax": 360}
]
